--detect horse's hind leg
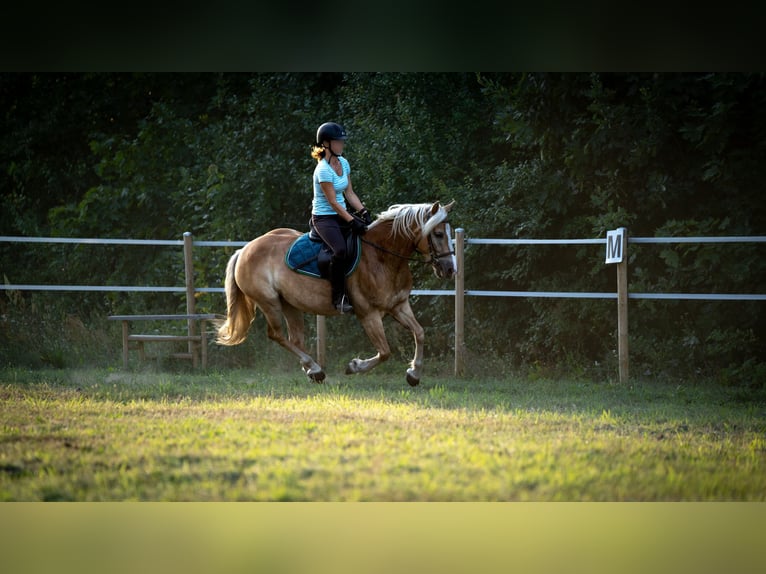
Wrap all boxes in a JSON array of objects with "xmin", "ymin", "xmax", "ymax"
[
  {"xmin": 261, "ymin": 299, "xmax": 325, "ymax": 382},
  {"xmin": 281, "ymin": 301, "xmax": 326, "ymax": 382}
]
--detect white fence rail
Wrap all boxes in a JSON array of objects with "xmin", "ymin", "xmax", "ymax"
[
  {"xmin": 456, "ymin": 235, "xmax": 766, "ymax": 301},
  {"xmin": 449, "ymin": 231, "xmax": 766, "ymax": 381},
  {"xmin": 2, "ymin": 232, "xmax": 765, "ymax": 380},
  {"xmin": 4, "ymin": 234, "xmax": 765, "ymax": 300}
]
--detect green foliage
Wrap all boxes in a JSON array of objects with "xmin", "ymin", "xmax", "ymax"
[
  {"xmin": 472, "ymin": 73, "xmax": 766, "ymax": 373},
  {"xmin": 0, "ymin": 292, "xmax": 117, "ymax": 368},
  {"xmin": 2, "ymin": 73, "xmax": 764, "ymax": 377},
  {"xmin": 340, "ymin": 73, "xmax": 494, "ymax": 208}
]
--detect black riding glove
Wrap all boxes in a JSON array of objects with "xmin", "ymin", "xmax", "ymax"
[
  {"xmin": 359, "ymin": 208, "xmax": 372, "ymax": 225},
  {"xmin": 349, "ymin": 217, "xmax": 368, "ymax": 235}
]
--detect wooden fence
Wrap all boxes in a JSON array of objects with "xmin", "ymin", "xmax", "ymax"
[
  {"xmin": 451, "ymin": 230, "xmax": 766, "ymax": 381},
  {"xmin": 2, "ymin": 231, "xmax": 765, "ymax": 380}
]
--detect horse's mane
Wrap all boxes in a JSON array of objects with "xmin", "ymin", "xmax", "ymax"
[{"xmin": 370, "ymin": 203, "xmax": 449, "ymax": 241}]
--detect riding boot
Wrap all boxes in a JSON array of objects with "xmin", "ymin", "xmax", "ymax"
[{"xmin": 329, "ymin": 261, "xmax": 353, "ymax": 314}]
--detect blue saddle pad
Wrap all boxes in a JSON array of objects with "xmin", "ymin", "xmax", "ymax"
[{"xmin": 285, "ymin": 233, "xmax": 361, "ymax": 279}]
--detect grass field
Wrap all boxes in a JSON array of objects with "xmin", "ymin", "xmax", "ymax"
[{"xmin": 1, "ymin": 366, "xmax": 765, "ymax": 501}]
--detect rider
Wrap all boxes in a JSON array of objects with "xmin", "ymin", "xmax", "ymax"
[{"xmin": 311, "ymin": 122, "xmax": 372, "ymax": 313}]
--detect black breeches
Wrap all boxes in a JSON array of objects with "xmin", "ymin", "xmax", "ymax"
[
  {"xmin": 311, "ymin": 215, "xmax": 349, "ymax": 262},
  {"xmin": 311, "ymin": 215, "xmax": 350, "ymax": 298}
]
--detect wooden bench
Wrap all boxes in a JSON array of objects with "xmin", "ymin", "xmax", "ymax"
[{"xmin": 108, "ymin": 314, "xmax": 220, "ymax": 369}]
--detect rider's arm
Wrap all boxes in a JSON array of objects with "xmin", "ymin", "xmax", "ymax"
[
  {"xmin": 344, "ymin": 175, "xmax": 365, "ymax": 214},
  {"xmin": 320, "ymin": 182, "xmax": 354, "ymax": 222}
]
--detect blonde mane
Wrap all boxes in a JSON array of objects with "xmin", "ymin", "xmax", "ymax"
[{"xmin": 370, "ymin": 203, "xmax": 449, "ymax": 241}]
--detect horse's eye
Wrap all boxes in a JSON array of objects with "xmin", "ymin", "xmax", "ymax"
[{"xmin": 433, "ymin": 231, "xmax": 444, "ymax": 239}]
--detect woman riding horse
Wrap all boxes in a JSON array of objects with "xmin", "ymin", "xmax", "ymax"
[
  {"xmin": 216, "ymin": 201, "xmax": 456, "ymax": 386},
  {"xmin": 310, "ymin": 122, "xmax": 372, "ymax": 313}
]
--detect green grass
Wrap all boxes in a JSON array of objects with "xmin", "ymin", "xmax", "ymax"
[{"xmin": 1, "ymin": 367, "xmax": 765, "ymax": 501}]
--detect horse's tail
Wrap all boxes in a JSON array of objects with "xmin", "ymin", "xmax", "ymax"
[{"xmin": 216, "ymin": 249, "xmax": 255, "ymax": 346}]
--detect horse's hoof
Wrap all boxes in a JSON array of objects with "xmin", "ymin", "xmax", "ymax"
[
  {"xmin": 308, "ymin": 370, "xmax": 326, "ymax": 383},
  {"xmin": 406, "ymin": 372, "xmax": 420, "ymax": 387},
  {"xmin": 345, "ymin": 358, "xmax": 361, "ymax": 375}
]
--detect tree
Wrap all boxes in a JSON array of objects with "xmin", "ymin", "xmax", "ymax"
[
  {"xmin": 474, "ymin": 73, "xmax": 766, "ymax": 374},
  {"xmin": 2, "ymin": 73, "xmax": 763, "ymax": 376}
]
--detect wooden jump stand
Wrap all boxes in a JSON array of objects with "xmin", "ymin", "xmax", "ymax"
[
  {"xmin": 108, "ymin": 232, "xmax": 221, "ymax": 369},
  {"xmin": 108, "ymin": 313, "xmax": 219, "ymax": 369}
]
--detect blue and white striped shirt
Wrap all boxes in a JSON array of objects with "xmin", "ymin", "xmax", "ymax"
[{"xmin": 312, "ymin": 157, "xmax": 350, "ymax": 215}]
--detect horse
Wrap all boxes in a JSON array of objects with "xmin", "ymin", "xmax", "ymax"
[{"xmin": 216, "ymin": 201, "xmax": 456, "ymax": 386}]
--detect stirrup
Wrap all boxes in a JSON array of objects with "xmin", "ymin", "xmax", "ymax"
[{"xmin": 333, "ymin": 294, "xmax": 353, "ymax": 314}]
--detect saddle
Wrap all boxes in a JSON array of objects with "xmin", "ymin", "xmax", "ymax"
[{"xmin": 285, "ymin": 223, "xmax": 361, "ymax": 280}]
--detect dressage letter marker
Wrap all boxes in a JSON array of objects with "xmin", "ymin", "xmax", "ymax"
[
  {"xmin": 606, "ymin": 227, "xmax": 629, "ymax": 383},
  {"xmin": 605, "ymin": 228, "xmax": 626, "ymax": 264}
]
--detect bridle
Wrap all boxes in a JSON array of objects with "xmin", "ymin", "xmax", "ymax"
[
  {"xmin": 426, "ymin": 223, "xmax": 456, "ymax": 261},
  {"xmin": 361, "ymin": 237, "xmax": 425, "ymax": 263},
  {"xmin": 360, "ymin": 221, "xmax": 455, "ymax": 269}
]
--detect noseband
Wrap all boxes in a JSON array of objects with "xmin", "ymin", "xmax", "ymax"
[{"xmin": 426, "ymin": 225, "xmax": 456, "ymax": 261}]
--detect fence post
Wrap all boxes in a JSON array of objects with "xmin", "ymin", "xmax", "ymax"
[
  {"xmin": 183, "ymin": 232, "xmax": 198, "ymax": 367},
  {"xmin": 616, "ymin": 230, "xmax": 629, "ymax": 383},
  {"xmin": 316, "ymin": 315, "xmax": 326, "ymax": 367},
  {"xmin": 454, "ymin": 228, "xmax": 465, "ymax": 377}
]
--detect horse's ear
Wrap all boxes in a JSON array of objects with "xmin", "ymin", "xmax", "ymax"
[
  {"xmin": 430, "ymin": 202, "xmax": 441, "ymax": 215},
  {"xmin": 444, "ymin": 200, "xmax": 455, "ymax": 212}
]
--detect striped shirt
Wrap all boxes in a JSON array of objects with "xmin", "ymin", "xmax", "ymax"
[{"xmin": 312, "ymin": 157, "xmax": 350, "ymax": 215}]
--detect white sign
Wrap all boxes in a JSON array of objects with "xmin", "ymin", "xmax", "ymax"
[{"xmin": 605, "ymin": 228, "xmax": 626, "ymax": 264}]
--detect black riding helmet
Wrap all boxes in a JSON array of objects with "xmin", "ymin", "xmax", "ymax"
[{"xmin": 316, "ymin": 122, "xmax": 347, "ymax": 146}]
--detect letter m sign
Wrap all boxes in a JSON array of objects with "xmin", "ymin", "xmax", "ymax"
[{"xmin": 605, "ymin": 228, "xmax": 626, "ymax": 264}]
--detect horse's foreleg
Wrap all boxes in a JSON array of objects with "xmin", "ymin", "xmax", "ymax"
[
  {"xmin": 262, "ymin": 302, "xmax": 325, "ymax": 382},
  {"xmin": 389, "ymin": 301, "xmax": 425, "ymax": 387},
  {"xmin": 346, "ymin": 311, "xmax": 391, "ymax": 376}
]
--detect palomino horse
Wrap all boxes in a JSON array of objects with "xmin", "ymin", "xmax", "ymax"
[{"xmin": 216, "ymin": 201, "xmax": 456, "ymax": 385}]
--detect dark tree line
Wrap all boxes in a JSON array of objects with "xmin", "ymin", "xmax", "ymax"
[{"xmin": 2, "ymin": 73, "xmax": 764, "ymax": 379}]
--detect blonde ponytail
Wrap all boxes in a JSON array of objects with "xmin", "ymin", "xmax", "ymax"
[{"xmin": 311, "ymin": 145, "xmax": 326, "ymax": 161}]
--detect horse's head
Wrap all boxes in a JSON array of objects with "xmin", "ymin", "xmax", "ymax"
[
  {"xmin": 371, "ymin": 200, "xmax": 457, "ymax": 279},
  {"xmin": 419, "ymin": 200, "xmax": 457, "ymax": 280}
]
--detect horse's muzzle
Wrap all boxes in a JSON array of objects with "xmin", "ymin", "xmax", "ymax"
[{"xmin": 433, "ymin": 257, "xmax": 457, "ymax": 280}]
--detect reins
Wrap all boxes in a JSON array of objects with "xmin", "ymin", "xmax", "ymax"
[
  {"xmin": 360, "ymin": 237, "xmax": 428, "ymax": 264},
  {"xmin": 355, "ymin": 207, "xmax": 455, "ymax": 267},
  {"xmin": 360, "ymin": 231, "xmax": 455, "ymax": 265}
]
